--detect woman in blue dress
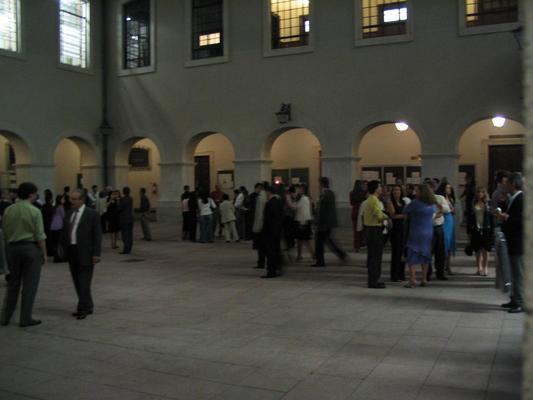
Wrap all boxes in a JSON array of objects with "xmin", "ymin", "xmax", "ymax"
[{"xmin": 404, "ymin": 185, "xmax": 437, "ymax": 287}]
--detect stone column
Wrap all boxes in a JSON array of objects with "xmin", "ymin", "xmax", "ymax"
[
  {"xmin": 233, "ymin": 159, "xmax": 273, "ymax": 189},
  {"xmin": 80, "ymin": 165, "xmax": 103, "ymax": 189},
  {"xmin": 420, "ymin": 153, "xmax": 460, "ymax": 187},
  {"xmin": 320, "ymin": 156, "xmax": 360, "ymax": 226},
  {"xmin": 109, "ymin": 164, "xmax": 130, "ymax": 190},
  {"xmin": 15, "ymin": 163, "xmax": 55, "ymax": 196},
  {"xmin": 156, "ymin": 162, "xmax": 194, "ymax": 222},
  {"xmin": 523, "ymin": 2, "xmax": 533, "ymax": 398}
]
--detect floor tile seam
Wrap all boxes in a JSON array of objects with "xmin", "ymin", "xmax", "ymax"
[{"xmin": 483, "ymin": 320, "xmax": 506, "ymax": 400}]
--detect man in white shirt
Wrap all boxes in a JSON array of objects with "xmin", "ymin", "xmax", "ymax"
[{"xmin": 431, "ymin": 189, "xmax": 451, "ymax": 280}]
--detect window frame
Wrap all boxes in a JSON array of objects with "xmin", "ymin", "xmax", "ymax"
[
  {"xmin": 458, "ymin": 0, "xmax": 520, "ymax": 36},
  {"xmin": 0, "ymin": 0, "xmax": 25, "ymax": 60},
  {"xmin": 57, "ymin": 0, "xmax": 94, "ymax": 75},
  {"xmin": 263, "ymin": 0, "xmax": 315, "ymax": 58},
  {"xmin": 354, "ymin": 0, "xmax": 413, "ymax": 47},
  {"xmin": 185, "ymin": 0, "xmax": 229, "ymax": 68},
  {"xmin": 117, "ymin": 0, "xmax": 156, "ymax": 76}
]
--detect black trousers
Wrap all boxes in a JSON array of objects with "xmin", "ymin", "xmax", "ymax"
[
  {"xmin": 1, "ymin": 243, "xmax": 43, "ymax": 325},
  {"xmin": 264, "ymin": 234, "xmax": 281, "ymax": 277},
  {"xmin": 67, "ymin": 245, "xmax": 94, "ymax": 313},
  {"xmin": 390, "ymin": 227, "xmax": 405, "ymax": 281},
  {"xmin": 120, "ymin": 221, "xmax": 134, "ymax": 254},
  {"xmin": 365, "ymin": 227, "xmax": 384, "ymax": 286},
  {"xmin": 431, "ymin": 225, "xmax": 445, "ymax": 278},
  {"xmin": 189, "ymin": 214, "xmax": 197, "ymax": 242},
  {"xmin": 315, "ymin": 229, "xmax": 346, "ymax": 265}
]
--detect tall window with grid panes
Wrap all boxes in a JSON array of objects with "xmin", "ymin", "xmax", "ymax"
[
  {"xmin": 0, "ymin": 0, "xmax": 20, "ymax": 53},
  {"xmin": 191, "ymin": 0, "xmax": 223, "ymax": 60},
  {"xmin": 123, "ymin": 0, "xmax": 151, "ymax": 69},
  {"xmin": 59, "ymin": 0, "xmax": 90, "ymax": 69},
  {"xmin": 270, "ymin": 0, "xmax": 310, "ymax": 49},
  {"xmin": 465, "ymin": 0, "xmax": 518, "ymax": 27},
  {"xmin": 361, "ymin": 0, "xmax": 408, "ymax": 38}
]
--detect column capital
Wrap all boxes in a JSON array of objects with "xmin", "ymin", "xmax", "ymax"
[
  {"xmin": 420, "ymin": 153, "xmax": 460, "ymax": 160},
  {"xmin": 233, "ymin": 159, "xmax": 273, "ymax": 165},
  {"xmin": 321, "ymin": 155, "xmax": 361, "ymax": 162}
]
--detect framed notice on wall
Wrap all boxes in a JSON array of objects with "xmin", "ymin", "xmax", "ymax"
[
  {"xmin": 361, "ymin": 167, "xmax": 382, "ymax": 182},
  {"xmin": 383, "ymin": 166, "xmax": 404, "ymax": 185},
  {"xmin": 405, "ymin": 166, "xmax": 422, "ymax": 185},
  {"xmin": 129, "ymin": 147, "xmax": 150, "ymax": 169}
]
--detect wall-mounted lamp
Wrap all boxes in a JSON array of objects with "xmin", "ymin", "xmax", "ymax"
[
  {"xmin": 275, "ymin": 103, "xmax": 291, "ymax": 124},
  {"xmin": 492, "ymin": 116, "xmax": 506, "ymax": 128},
  {"xmin": 395, "ymin": 121, "xmax": 409, "ymax": 132}
]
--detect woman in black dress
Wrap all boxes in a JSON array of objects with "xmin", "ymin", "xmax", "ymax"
[
  {"xmin": 106, "ymin": 190, "xmax": 121, "ymax": 249},
  {"xmin": 468, "ymin": 187, "xmax": 493, "ymax": 276},
  {"xmin": 387, "ymin": 185, "xmax": 407, "ymax": 282}
]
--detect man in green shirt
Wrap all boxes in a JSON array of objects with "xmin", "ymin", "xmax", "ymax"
[
  {"xmin": 0, "ymin": 182, "xmax": 47, "ymax": 327},
  {"xmin": 362, "ymin": 180, "xmax": 388, "ymax": 289}
]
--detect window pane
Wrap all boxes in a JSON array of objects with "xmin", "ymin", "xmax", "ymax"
[
  {"xmin": 0, "ymin": 0, "xmax": 20, "ymax": 52},
  {"xmin": 192, "ymin": 0, "xmax": 223, "ymax": 60},
  {"xmin": 361, "ymin": 0, "xmax": 408, "ymax": 39},
  {"xmin": 270, "ymin": 0, "xmax": 310, "ymax": 49},
  {"xmin": 59, "ymin": 0, "xmax": 90, "ymax": 68},
  {"xmin": 465, "ymin": 0, "xmax": 518, "ymax": 27},
  {"xmin": 123, "ymin": 0, "xmax": 151, "ymax": 69}
]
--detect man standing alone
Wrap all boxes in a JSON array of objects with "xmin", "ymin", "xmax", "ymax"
[
  {"xmin": 1, "ymin": 182, "xmax": 47, "ymax": 327},
  {"xmin": 118, "ymin": 187, "xmax": 134, "ymax": 254},
  {"xmin": 139, "ymin": 188, "xmax": 152, "ymax": 241},
  {"xmin": 63, "ymin": 190, "xmax": 102, "ymax": 320}
]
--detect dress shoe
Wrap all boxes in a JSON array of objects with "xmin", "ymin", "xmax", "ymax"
[
  {"xmin": 20, "ymin": 319, "xmax": 41, "ymax": 327},
  {"xmin": 501, "ymin": 301, "xmax": 517, "ymax": 309},
  {"xmin": 254, "ymin": 265, "xmax": 265, "ymax": 269},
  {"xmin": 260, "ymin": 275, "xmax": 276, "ymax": 279},
  {"xmin": 119, "ymin": 251, "xmax": 130, "ymax": 255},
  {"xmin": 311, "ymin": 263, "xmax": 325, "ymax": 267},
  {"xmin": 508, "ymin": 306, "xmax": 524, "ymax": 314},
  {"xmin": 436, "ymin": 276, "xmax": 448, "ymax": 281},
  {"xmin": 72, "ymin": 311, "xmax": 93, "ymax": 317},
  {"xmin": 76, "ymin": 314, "xmax": 88, "ymax": 320}
]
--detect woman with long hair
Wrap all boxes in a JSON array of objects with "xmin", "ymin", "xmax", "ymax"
[
  {"xmin": 288, "ymin": 184, "xmax": 314, "ymax": 261},
  {"xmin": 350, "ymin": 180, "xmax": 367, "ymax": 252},
  {"xmin": 387, "ymin": 185, "xmax": 406, "ymax": 281},
  {"xmin": 436, "ymin": 181, "xmax": 456, "ymax": 274},
  {"xmin": 106, "ymin": 190, "xmax": 121, "ymax": 249},
  {"xmin": 468, "ymin": 187, "xmax": 493, "ymax": 276},
  {"xmin": 403, "ymin": 185, "xmax": 437, "ymax": 288}
]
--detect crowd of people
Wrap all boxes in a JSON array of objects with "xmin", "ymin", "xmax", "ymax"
[{"xmin": 0, "ymin": 168, "xmax": 525, "ymax": 328}]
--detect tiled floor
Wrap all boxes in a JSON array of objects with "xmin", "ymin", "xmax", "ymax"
[{"xmin": 0, "ymin": 223, "xmax": 523, "ymax": 399}]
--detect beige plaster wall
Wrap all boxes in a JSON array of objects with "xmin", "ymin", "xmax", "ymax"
[
  {"xmin": 127, "ymin": 139, "xmax": 161, "ymax": 208},
  {"xmin": 358, "ymin": 124, "xmax": 422, "ymax": 169},
  {"xmin": 271, "ymin": 129, "xmax": 321, "ymax": 199},
  {"xmin": 194, "ymin": 133, "xmax": 236, "ymax": 192},
  {"xmin": 0, "ymin": 136, "xmax": 11, "ymax": 189},
  {"xmin": 458, "ymin": 119, "xmax": 525, "ymax": 187},
  {"xmin": 54, "ymin": 139, "xmax": 81, "ymax": 195}
]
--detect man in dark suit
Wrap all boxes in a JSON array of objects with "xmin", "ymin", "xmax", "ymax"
[
  {"xmin": 63, "ymin": 189, "xmax": 102, "ymax": 320},
  {"xmin": 313, "ymin": 177, "xmax": 347, "ymax": 267},
  {"xmin": 260, "ymin": 184, "xmax": 284, "ymax": 279},
  {"xmin": 499, "ymin": 173, "xmax": 524, "ymax": 313},
  {"xmin": 118, "ymin": 186, "xmax": 134, "ymax": 254}
]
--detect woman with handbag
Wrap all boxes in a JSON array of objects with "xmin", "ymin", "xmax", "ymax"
[{"xmin": 468, "ymin": 187, "xmax": 494, "ymax": 276}]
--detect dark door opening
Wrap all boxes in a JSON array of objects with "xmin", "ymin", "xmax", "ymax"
[
  {"xmin": 195, "ymin": 155, "xmax": 210, "ymax": 192},
  {"xmin": 488, "ymin": 144, "xmax": 523, "ymax": 191}
]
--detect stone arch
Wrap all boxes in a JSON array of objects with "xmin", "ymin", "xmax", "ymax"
[
  {"xmin": 264, "ymin": 127, "xmax": 322, "ymax": 198},
  {"xmin": 457, "ymin": 116, "xmax": 525, "ymax": 189},
  {"xmin": 0, "ymin": 129, "xmax": 32, "ymax": 188},
  {"xmin": 54, "ymin": 136, "xmax": 99, "ymax": 193},
  {"xmin": 354, "ymin": 121, "xmax": 423, "ymax": 185},
  {"xmin": 184, "ymin": 131, "xmax": 236, "ymax": 193}
]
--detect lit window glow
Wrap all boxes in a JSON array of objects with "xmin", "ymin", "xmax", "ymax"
[
  {"xmin": 395, "ymin": 122, "xmax": 409, "ymax": 132},
  {"xmin": 199, "ymin": 32, "xmax": 221, "ymax": 47},
  {"xmin": 304, "ymin": 19, "xmax": 310, "ymax": 33},
  {"xmin": 383, "ymin": 7, "xmax": 407, "ymax": 23},
  {"xmin": 492, "ymin": 116, "xmax": 506, "ymax": 128},
  {"xmin": 0, "ymin": 0, "xmax": 20, "ymax": 52},
  {"xmin": 59, "ymin": 0, "xmax": 90, "ymax": 68}
]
